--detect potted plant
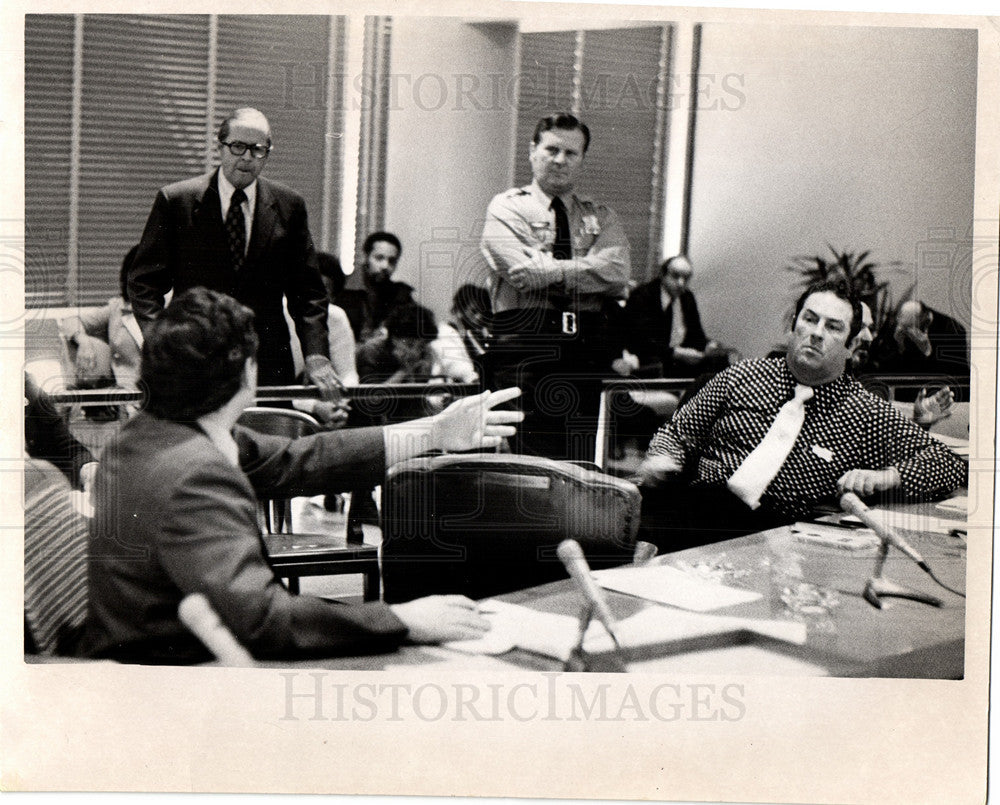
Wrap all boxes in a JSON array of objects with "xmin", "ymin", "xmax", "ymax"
[{"xmin": 786, "ymin": 245, "xmax": 908, "ymax": 331}]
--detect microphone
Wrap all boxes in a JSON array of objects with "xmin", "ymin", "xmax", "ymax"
[
  {"xmin": 839, "ymin": 492, "xmax": 929, "ymax": 572},
  {"xmin": 179, "ymin": 593, "xmax": 256, "ymax": 666},
  {"xmin": 632, "ymin": 541, "xmax": 658, "ymax": 566},
  {"xmin": 557, "ymin": 539, "xmax": 622, "ymax": 647}
]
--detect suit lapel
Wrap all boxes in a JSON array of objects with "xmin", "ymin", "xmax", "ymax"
[
  {"xmin": 191, "ymin": 172, "xmax": 230, "ymax": 263},
  {"xmin": 247, "ymin": 177, "xmax": 276, "ymax": 268}
]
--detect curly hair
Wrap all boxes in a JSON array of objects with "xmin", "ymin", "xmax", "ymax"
[{"xmin": 141, "ymin": 288, "xmax": 259, "ymax": 422}]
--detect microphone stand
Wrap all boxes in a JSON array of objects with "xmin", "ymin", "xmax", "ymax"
[
  {"xmin": 864, "ymin": 536, "xmax": 943, "ymax": 609},
  {"xmin": 564, "ymin": 603, "xmax": 629, "ymax": 673}
]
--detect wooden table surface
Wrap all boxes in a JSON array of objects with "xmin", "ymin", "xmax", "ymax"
[{"xmin": 261, "ymin": 498, "xmax": 967, "ymax": 678}]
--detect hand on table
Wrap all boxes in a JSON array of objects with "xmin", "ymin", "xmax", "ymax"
[
  {"xmin": 836, "ymin": 467, "xmax": 901, "ymax": 497},
  {"xmin": 391, "ymin": 595, "xmax": 492, "ymax": 643}
]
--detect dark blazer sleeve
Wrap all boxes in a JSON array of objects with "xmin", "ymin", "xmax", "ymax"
[
  {"xmin": 276, "ymin": 188, "xmax": 330, "ymax": 361},
  {"xmin": 623, "ymin": 281, "xmax": 666, "ymax": 366},
  {"xmin": 129, "ymin": 188, "xmax": 175, "ymax": 337},
  {"xmin": 24, "ymin": 376, "xmax": 95, "ymax": 489},
  {"xmin": 681, "ymin": 290, "xmax": 709, "ymax": 352},
  {"xmin": 158, "ymin": 460, "xmax": 406, "ymax": 658},
  {"xmin": 235, "ymin": 423, "xmax": 387, "ymax": 497}
]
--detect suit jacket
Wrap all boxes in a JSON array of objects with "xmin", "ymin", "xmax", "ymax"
[
  {"xmin": 624, "ymin": 282, "xmax": 708, "ymax": 374},
  {"xmin": 82, "ymin": 412, "xmax": 406, "ymax": 664},
  {"xmin": 129, "ymin": 171, "xmax": 329, "ymax": 385},
  {"xmin": 871, "ymin": 306, "xmax": 970, "ymax": 379},
  {"xmin": 24, "ymin": 374, "xmax": 95, "ymax": 489}
]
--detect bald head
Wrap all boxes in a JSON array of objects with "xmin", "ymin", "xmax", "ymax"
[{"xmin": 660, "ymin": 255, "xmax": 693, "ymax": 300}]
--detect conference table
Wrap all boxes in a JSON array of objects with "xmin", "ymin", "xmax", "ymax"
[{"xmin": 265, "ymin": 497, "xmax": 968, "ymax": 678}]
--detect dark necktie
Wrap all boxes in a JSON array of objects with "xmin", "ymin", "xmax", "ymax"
[
  {"xmin": 226, "ymin": 188, "xmax": 247, "ymax": 272},
  {"xmin": 551, "ymin": 196, "xmax": 572, "ymax": 259}
]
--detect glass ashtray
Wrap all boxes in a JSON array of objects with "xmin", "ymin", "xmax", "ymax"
[{"xmin": 780, "ymin": 582, "xmax": 841, "ymax": 615}]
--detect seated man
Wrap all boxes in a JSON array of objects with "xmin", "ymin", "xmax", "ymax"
[
  {"xmin": 356, "ymin": 303, "xmax": 442, "ymax": 385},
  {"xmin": 447, "ymin": 283, "xmax": 492, "ymax": 383},
  {"xmin": 618, "ymin": 255, "xmax": 735, "ymax": 378},
  {"xmin": 849, "ymin": 301, "xmax": 955, "ymax": 431},
  {"xmin": 339, "ymin": 231, "xmax": 415, "ymax": 343},
  {"xmin": 636, "ymin": 280, "xmax": 967, "ymax": 551},
  {"xmin": 82, "ymin": 287, "xmax": 522, "ymax": 664},
  {"xmin": 870, "ymin": 299, "xmax": 970, "ymax": 399}
]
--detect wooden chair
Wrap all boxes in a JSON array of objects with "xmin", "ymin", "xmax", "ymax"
[
  {"xmin": 381, "ymin": 453, "xmax": 641, "ymax": 603},
  {"xmin": 236, "ymin": 407, "xmax": 380, "ymax": 600}
]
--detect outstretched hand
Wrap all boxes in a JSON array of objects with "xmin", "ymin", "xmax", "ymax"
[{"xmin": 433, "ymin": 387, "xmax": 523, "ymax": 452}]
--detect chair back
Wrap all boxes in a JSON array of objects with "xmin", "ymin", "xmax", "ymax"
[
  {"xmin": 237, "ymin": 406, "xmax": 322, "ymax": 439},
  {"xmin": 237, "ymin": 407, "xmax": 322, "ymax": 534},
  {"xmin": 381, "ymin": 453, "xmax": 641, "ymax": 603}
]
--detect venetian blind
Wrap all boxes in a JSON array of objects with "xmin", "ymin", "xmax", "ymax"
[
  {"xmin": 515, "ymin": 26, "xmax": 669, "ymax": 281},
  {"xmin": 25, "ymin": 15, "xmax": 76, "ymax": 308},
  {"xmin": 215, "ymin": 15, "xmax": 335, "ymax": 233},
  {"xmin": 77, "ymin": 15, "xmax": 211, "ymax": 305}
]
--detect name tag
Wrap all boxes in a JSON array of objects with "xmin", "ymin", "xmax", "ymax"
[{"xmin": 811, "ymin": 444, "xmax": 833, "ymax": 463}]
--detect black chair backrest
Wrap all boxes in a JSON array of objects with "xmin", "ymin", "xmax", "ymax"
[
  {"xmin": 237, "ymin": 407, "xmax": 322, "ymax": 439},
  {"xmin": 381, "ymin": 453, "xmax": 641, "ymax": 603}
]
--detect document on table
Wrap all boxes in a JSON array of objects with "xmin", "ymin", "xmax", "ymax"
[
  {"xmin": 442, "ymin": 599, "xmax": 805, "ymax": 662},
  {"xmin": 591, "ymin": 565, "xmax": 763, "ymax": 611}
]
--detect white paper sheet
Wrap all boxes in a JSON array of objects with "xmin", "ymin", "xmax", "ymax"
[
  {"xmin": 443, "ymin": 598, "xmax": 806, "ymax": 662},
  {"xmin": 591, "ymin": 565, "xmax": 763, "ymax": 611}
]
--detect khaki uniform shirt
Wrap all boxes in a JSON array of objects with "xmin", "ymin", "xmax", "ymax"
[{"xmin": 481, "ymin": 181, "xmax": 630, "ymax": 314}]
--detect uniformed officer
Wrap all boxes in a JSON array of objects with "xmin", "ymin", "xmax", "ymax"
[{"xmin": 480, "ymin": 112, "xmax": 630, "ymax": 460}]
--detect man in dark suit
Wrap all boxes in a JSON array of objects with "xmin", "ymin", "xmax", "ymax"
[
  {"xmin": 127, "ymin": 107, "xmax": 339, "ymax": 396},
  {"xmin": 620, "ymin": 255, "xmax": 729, "ymax": 377},
  {"xmin": 83, "ymin": 288, "xmax": 522, "ymax": 664}
]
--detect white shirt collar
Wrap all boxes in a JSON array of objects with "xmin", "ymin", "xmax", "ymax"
[
  {"xmin": 529, "ymin": 179, "xmax": 574, "ymax": 210},
  {"xmin": 197, "ymin": 414, "xmax": 240, "ymax": 467},
  {"xmin": 217, "ymin": 167, "xmax": 257, "ymax": 220}
]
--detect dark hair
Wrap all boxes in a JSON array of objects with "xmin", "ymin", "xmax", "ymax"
[
  {"xmin": 362, "ymin": 231, "xmax": 402, "ymax": 257},
  {"xmin": 120, "ymin": 244, "xmax": 139, "ymax": 300},
  {"xmin": 142, "ymin": 288, "xmax": 259, "ymax": 422},
  {"xmin": 217, "ymin": 107, "xmax": 272, "ymax": 146},
  {"xmin": 532, "ymin": 113, "xmax": 591, "ymax": 154},
  {"xmin": 316, "ymin": 251, "xmax": 345, "ymax": 297},
  {"xmin": 384, "ymin": 303, "xmax": 437, "ymax": 343},
  {"xmin": 792, "ymin": 280, "xmax": 863, "ymax": 344},
  {"xmin": 451, "ymin": 284, "xmax": 492, "ymax": 318}
]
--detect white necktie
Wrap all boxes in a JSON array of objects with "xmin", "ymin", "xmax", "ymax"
[
  {"xmin": 727, "ymin": 383, "xmax": 814, "ymax": 510},
  {"xmin": 668, "ymin": 300, "xmax": 686, "ymax": 348}
]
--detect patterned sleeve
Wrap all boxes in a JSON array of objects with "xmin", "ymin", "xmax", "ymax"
[
  {"xmin": 868, "ymin": 398, "xmax": 968, "ymax": 500},
  {"xmin": 646, "ymin": 369, "xmax": 732, "ymax": 469}
]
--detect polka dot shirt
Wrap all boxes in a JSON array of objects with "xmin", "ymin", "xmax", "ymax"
[{"xmin": 647, "ymin": 358, "xmax": 968, "ymax": 519}]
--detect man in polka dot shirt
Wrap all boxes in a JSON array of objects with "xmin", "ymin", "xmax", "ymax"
[{"xmin": 637, "ymin": 280, "xmax": 968, "ymax": 549}]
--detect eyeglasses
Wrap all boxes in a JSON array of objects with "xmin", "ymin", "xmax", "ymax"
[{"xmin": 220, "ymin": 140, "xmax": 271, "ymax": 159}]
